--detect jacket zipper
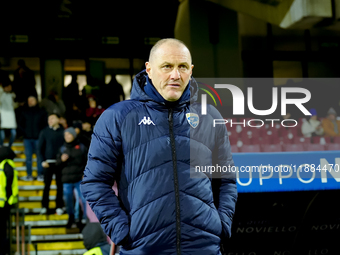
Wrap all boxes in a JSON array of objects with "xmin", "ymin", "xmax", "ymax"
[{"xmin": 168, "ymin": 108, "xmax": 181, "ymax": 255}]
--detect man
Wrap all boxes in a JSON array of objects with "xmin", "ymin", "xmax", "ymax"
[
  {"xmin": 13, "ymin": 59, "xmax": 37, "ymax": 106},
  {"xmin": 38, "ymin": 113, "xmax": 64, "ymax": 215},
  {"xmin": 0, "ymin": 83, "xmax": 17, "ymax": 148},
  {"xmin": 56, "ymin": 127, "xmax": 87, "ymax": 227},
  {"xmin": 81, "ymin": 38, "xmax": 237, "ymax": 255},
  {"xmin": 322, "ymin": 107, "xmax": 340, "ymax": 137},
  {"xmin": 0, "ymin": 146, "xmax": 18, "ymax": 254},
  {"xmin": 301, "ymin": 108, "xmax": 324, "ymax": 138},
  {"xmin": 18, "ymin": 95, "xmax": 46, "ymax": 181}
]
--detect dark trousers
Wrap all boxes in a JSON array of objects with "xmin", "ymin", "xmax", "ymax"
[
  {"xmin": 42, "ymin": 163, "xmax": 63, "ymax": 209},
  {"xmin": 0, "ymin": 205, "xmax": 10, "ymax": 255}
]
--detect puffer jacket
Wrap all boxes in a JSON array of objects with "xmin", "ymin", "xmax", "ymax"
[
  {"xmin": 57, "ymin": 139, "xmax": 87, "ymax": 183},
  {"xmin": 81, "ymin": 70, "xmax": 237, "ymax": 255}
]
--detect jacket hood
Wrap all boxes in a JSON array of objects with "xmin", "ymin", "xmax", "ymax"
[
  {"xmin": 0, "ymin": 146, "xmax": 16, "ymax": 162},
  {"xmin": 82, "ymin": 223, "xmax": 108, "ymax": 249},
  {"xmin": 130, "ymin": 70, "xmax": 198, "ymax": 105}
]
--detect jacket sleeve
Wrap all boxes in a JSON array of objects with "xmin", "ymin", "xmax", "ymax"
[
  {"xmin": 210, "ymin": 107, "xmax": 238, "ymax": 239},
  {"xmin": 38, "ymin": 130, "xmax": 46, "ymax": 161},
  {"xmin": 80, "ymin": 110, "xmax": 129, "ymax": 245}
]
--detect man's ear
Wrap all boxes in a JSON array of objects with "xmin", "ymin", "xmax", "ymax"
[{"xmin": 145, "ymin": 62, "xmax": 152, "ymax": 79}]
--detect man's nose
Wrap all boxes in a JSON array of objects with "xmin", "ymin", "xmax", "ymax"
[{"xmin": 170, "ymin": 68, "xmax": 181, "ymax": 80}]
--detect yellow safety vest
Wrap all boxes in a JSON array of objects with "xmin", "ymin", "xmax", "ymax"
[
  {"xmin": 0, "ymin": 159, "xmax": 18, "ymax": 208},
  {"xmin": 84, "ymin": 247, "xmax": 103, "ymax": 255}
]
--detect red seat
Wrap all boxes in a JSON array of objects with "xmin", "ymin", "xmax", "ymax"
[
  {"xmin": 312, "ymin": 136, "xmax": 331, "ymax": 144},
  {"xmin": 251, "ymin": 136, "xmax": 261, "ymax": 145},
  {"xmin": 228, "ymin": 136, "xmax": 238, "ymax": 145},
  {"xmin": 304, "ymin": 144, "xmax": 326, "ymax": 151},
  {"xmin": 247, "ymin": 127, "xmax": 261, "ymax": 137},
  {"xmin": 282, "ymin": 136, "xmax": 294, "ymax": 144},
  {"xmin": 283, "ymin": 144, "xmax": 305, "ymax": 152},
  {"xmin": 239, "ymin": 144, "xmax": 261, "ymax": 153},
  {"xmin": 333, "ymin": 137, "xmax": 340, "ymax": 144},
  {"xmin": 260, "ymin": 136, "xmax": 272, "ymax": 145},
  {"xmin": 271, "ymin": 136, "xmax": 281, "ymax": 144},
  {"xmin": 293, "ymin": 136, "xmax": 311, "ymax": 144},
  {"xmin": 262, "ymin": 144, "xmax": 283, "ymax": 152},
  {"xmin": 231, "ymin": 144, "xmax": 239, "ymax": 153},
  {"xmin": 326, "ymin": 143, "xmax": 340, "ymax": 151}
]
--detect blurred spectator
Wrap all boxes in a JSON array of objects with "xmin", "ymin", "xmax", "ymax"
[
  {"xmin": 56, "ymin": 127, "xmax": 87, "ymax": 228},
  {"xmin": 301, "ymin": 108, "xmax": 324, "ymax": 138},
  {"xmin": 40, "ymin": 90, "xmax": 66, "ymax": 117},
  {"xmin": 0, "ymin": 84, "xmax": 17, "ymax": 147},
  {"xmin": 12, "ymin": 59, "xmax": 37, "ymax": 106},
  {"xmin": 18, "ymin": 95, "xmax": 46, "ymax": 181},
  {"xmin": 82, "ymin": 222, "xmax": 111, "ymax": 255},
  {"xmin": 72, "ymin": 120, "xmax": 92, "ymax": 150},
  {"xmin": 38, "ymin": 113, "xmax": 64, "ymax": 214},
  {"xmin": 65, "ymin": 101, "xmax": 86, "ymax": 128},
  {"xmin": 322, "ymin": 107, "xmax": 340, "ymax": 137},
  {"xmin": 85, "ymin": 95, "xmax": 105, "ymax": 126},
  {"xmin": 81, "ymin": 121, "xmax": 93, "ymax": 149},
  {"xmin": 0, "ymin": 146, "xmax": 18, "ymax": 255},
  {"xmin": 63, "ymin": 74, "xmax": 80, "ymax": 111},
  {"xmin": 82, "ymin": 77, "xmax": 101, "ymax": 102},
  {"xmin": 100, "ymin": 75, "xmax": 125, "ymax": 109},
  {"xmin": 0, "ymin": 62, "xmax": 11, "ymax": 87},
  {"xmin": 59, "ymin": 116, "xmax": 68, "ymax": 129}
]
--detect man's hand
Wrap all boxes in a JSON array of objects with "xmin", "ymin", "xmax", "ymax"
[
  {"xmin": 61, "ymin": 153, "xmax": 69, "ymax": 162},
  {"xmin": 42, "ymin": 161, "xmax": 49, "ymax": 168}
]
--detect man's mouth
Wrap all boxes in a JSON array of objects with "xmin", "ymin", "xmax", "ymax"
[{"xmin": 167, "ymin": 83, "xmax": 181, "ymax": 87}]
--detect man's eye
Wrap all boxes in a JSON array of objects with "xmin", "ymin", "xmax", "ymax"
[
  {"xmin": 163, "ymin": 65, "xmax": 171, "ymax": 69},
  {"xmin": 180, "ymin": 65, "xmax": 188, "ymax": 70}
]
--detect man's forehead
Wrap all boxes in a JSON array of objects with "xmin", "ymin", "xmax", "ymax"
[{"xmin": 153, "ymin": 43, "xmax": 192, "ymax": 64}]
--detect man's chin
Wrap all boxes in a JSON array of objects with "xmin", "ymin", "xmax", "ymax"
[{"xmin": 165, "ymin": 95, "xmax": 181, "ymax": 102}]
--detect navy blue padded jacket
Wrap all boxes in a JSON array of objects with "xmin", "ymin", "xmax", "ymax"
[{"xmin": 81, "ymin": 70, "xmax": 237, "ymax": 255}]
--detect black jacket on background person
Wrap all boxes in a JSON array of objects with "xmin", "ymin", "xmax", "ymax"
[
  {"xmin": 18, "ymin": 106, "xmax": 47, "ymax": 139},
  {"xmin": 56, "ymin": 139, "xmax": 87, "ymax": 183},
  {"xmin": 38, "ymin": 126, "xmax": 64, "ymax": 161}
]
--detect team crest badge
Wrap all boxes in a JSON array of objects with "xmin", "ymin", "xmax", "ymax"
[{"xmin": 186, "ymin": 113, "xmax": 199, "ymax": 128}]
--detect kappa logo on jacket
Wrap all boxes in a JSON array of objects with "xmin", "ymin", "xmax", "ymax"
[{"xmin": 138, "ymin": 116, "xmax": 155, "ymax": 126}]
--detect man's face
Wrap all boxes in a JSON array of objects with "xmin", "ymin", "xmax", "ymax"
[
  {"xmin": 28, "ymin": 97, "xmax": 37, "ymax": 107},
  {"xmin": 48, "ymin": 114, "xmax": 59, "ymax": 127},
  {"xmin": 64, "ymin": 132, "xmax": 75, "ymax": 143},
  {"xmin": 145, "ymin": 43, "xmax": 194, "ymax": 102},
  {"xmin": 3, "ymin": 85, "xmax": 12, "ymax": 92},
  {"xmin": 328, "ymin": 114, "xmax": 336, "ymax": 121}
]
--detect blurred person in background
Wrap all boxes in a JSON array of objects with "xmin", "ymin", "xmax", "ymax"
[
  {"xmin": 40, "ymin": 89, "xmax": 66, "ymax": 117},
  {"xmin": 0, "ymin": 84, "xmax": 17, "ymax": 148},
  {"xmin": 85, "ymin": 95, "xmax": 105, "ymax": 126},
  {"xmin": 13, "ymin": 59, "xmax": 37, "ymax": 106},
  {"xmin": 0, "ymin": 146, "xmax": 18, "ymax": 255},
  {"xmin": 82, "ymin": 222, "xmax": 111, "ymax": 255},
  {"xmin": 0, "ymin": 62, "xmax": 11, "ymax": 89},
  {"xmin": 100, "ymin": 75, "xmax": 125, "ymax": 109},
  {"xmin": 322, "ymin": 107, "xmax": 340, "ymax": 138},
  {"xmin": 57, "ymin": 127, "xmax": 87, "ymax": 228},
  {"xmin": 301, "ymin": 108, "xmax": 324, "ymax": 138},
  {"xmin": 72, "ymin": 120, "xmax": 92, "ymax": 150},
  {"xmin": 38, "ymin": 113, "xmax": 64, "ymax": 215},
  {"xmin": 18, "ymin": 95, "xmax": 46, "ymax": 181}
]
